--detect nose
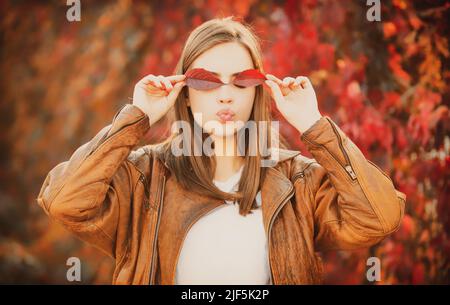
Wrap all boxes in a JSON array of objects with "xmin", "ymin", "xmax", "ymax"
[
  {"xmin": 219, "ymin": 96, "xmax": 233, "ymax": 104},
  {"xmin": 218, "ymin": 83, "xmax": 233, "ymax": 104}
]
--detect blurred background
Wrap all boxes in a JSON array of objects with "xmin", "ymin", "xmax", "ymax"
[{"xmin": 0, "ymin": 0, "xmax": 448, "ymax": 284}]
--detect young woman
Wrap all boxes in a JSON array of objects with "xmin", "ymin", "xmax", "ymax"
[{"xmin": 37, "ymin": 17, "xmax": 406, "ymax": 285}]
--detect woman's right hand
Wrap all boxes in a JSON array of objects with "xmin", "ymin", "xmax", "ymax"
[{"xmin": 132, "ymin": 74, "xmax": 186, "ymax": 126}]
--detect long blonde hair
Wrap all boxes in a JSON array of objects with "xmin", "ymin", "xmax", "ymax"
[{"xmin": 158, "ymin": 16, "xmax": 279, "ymax": 216}]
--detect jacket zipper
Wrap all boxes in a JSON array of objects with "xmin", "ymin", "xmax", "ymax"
[
  {"xmin": 302, "ymin": 120, "xmax": 357, "ymax": 181},
  {"xmin": 291, "ymin": 162, "xmax": 315, "ymax": 182},
  {"xmin": 327, "ymin": 118, "xmax": 357, "ymax": 180},
  {"xmin": 304, "ymin": 119, "xmax": 394, "ymax": 232},
  {"xmin": 267, "ymin": 184, "xmax": 294, "ymax": 284},
  {"xmin": 148, "ymin": 175, "xmax": 166, "ymax": 284}
]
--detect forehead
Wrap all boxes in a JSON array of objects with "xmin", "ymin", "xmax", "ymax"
[{"xmin": 191, "ymin": 42, "xmax": 254, "ymax": 76}]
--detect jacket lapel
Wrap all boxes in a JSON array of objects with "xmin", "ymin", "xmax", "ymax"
[{"xmin": 260, "ymin": 148, "xmax": 300, "ymax": 236}]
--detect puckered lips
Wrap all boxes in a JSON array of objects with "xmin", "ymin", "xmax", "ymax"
[{"xmin": 216, "ymin": 108, "xmax": 236, "ymax": 123}]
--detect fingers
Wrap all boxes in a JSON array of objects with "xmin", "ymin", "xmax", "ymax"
[
  {"xmin": 265, "ymin": 74, "xmax": 283, "ymax": 86},
  {"xmin": 138, "ymin": 74, "xmax": 186, "ymax": 95},
  {"xmin": 296, "ymin": 76, "xmax": 310, "ymax": 89},
  {"xmin": 266, "ymin": 74, "xmax": 306, "ymax": 93},
  {"xmin": 166, "ymin": 74, "xmax": 186, "ymax": 83},
  {"xmin": 160, "ymin": 77, "xmax": 173, "ymax": 90},
  {"xmin": 282, "ymin": 77, "xmax": 298, "ymax": 89},
  {"xmin": 264, "ymin": 80, "xmax": 284, "ymax": 102},
  {"xmin": 167, "ymin": 80, "xmax": 186, "ymax": 103},
  {"xmin": 266, "ymin": 74, "xmax": 311, "ymax": 89},
  {"xmin": 264, "ymin": 74, "xmax": 312, "ymax": 104},
  {"xmin": 265, "ymin": 74, "xmax": 289, "ymax": 97},
  {"xmin": 140, "ymin": 74, "xmax": 185, "ymax": 85}
]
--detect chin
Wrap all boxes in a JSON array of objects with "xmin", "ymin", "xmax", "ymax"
[
  {"xmin": 205, "ymin": 119, "xmax": 246, "ymax": 138},
  {"xmin": 211, "ymin": 129, "xmax": 236, "ymax": 137}
]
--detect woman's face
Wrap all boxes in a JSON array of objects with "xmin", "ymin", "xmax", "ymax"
[{"xmin": 187, "ymin": 42, "xmax": 256, "ymax": 137}]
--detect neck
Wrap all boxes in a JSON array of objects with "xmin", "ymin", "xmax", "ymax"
[{"xmin": 211, "ymin": 134, "xmax": 245, "ymax": 182}]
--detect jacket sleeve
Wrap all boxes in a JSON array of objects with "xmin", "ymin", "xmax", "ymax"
[
  {"xmin": 297, "ymin": 116, "xmax": 406, "ymax": 251},
  {"xmin": 36, "ymin": 104, "xmax": 151, "ymax": 258}
]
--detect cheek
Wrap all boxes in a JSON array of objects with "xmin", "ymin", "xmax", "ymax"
[
  {"xmin": 236, "ymin": 88, "xmax": 256, "ymax": 120},
  {"xmin": 188, "ymin": 90, "xmax": 217, "ymax": 123}
]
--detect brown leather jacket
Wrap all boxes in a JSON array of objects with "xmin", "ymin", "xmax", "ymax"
[{"xmin": 36, "ymin": 104, "xmax": 406, "ymax": 284}]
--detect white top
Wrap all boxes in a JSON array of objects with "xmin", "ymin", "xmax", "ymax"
[{"xmin": 174, "ymin": 165, "xmax": 272, "ymax": 285}]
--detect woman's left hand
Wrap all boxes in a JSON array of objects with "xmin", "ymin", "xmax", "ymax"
[{"xmin": 264, "ymin": 74, "xmax": 322, "ymax": 133}]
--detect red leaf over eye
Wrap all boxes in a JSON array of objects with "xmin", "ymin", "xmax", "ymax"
[
  {"xmin": 234, "ymin": 69, "xmax": 266, "ymax": 87},
  {"xmin": 185, "ymin": 68, "xmax": 223, "ymax": 90}
]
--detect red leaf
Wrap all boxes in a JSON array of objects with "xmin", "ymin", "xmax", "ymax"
[
  {"xmin": 233, "ymin": 69, "xmax": 266, "ymax": 87},
  {"xmin": 185, "ymin": 68, "xmax": 223, "ymax": 90}
]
